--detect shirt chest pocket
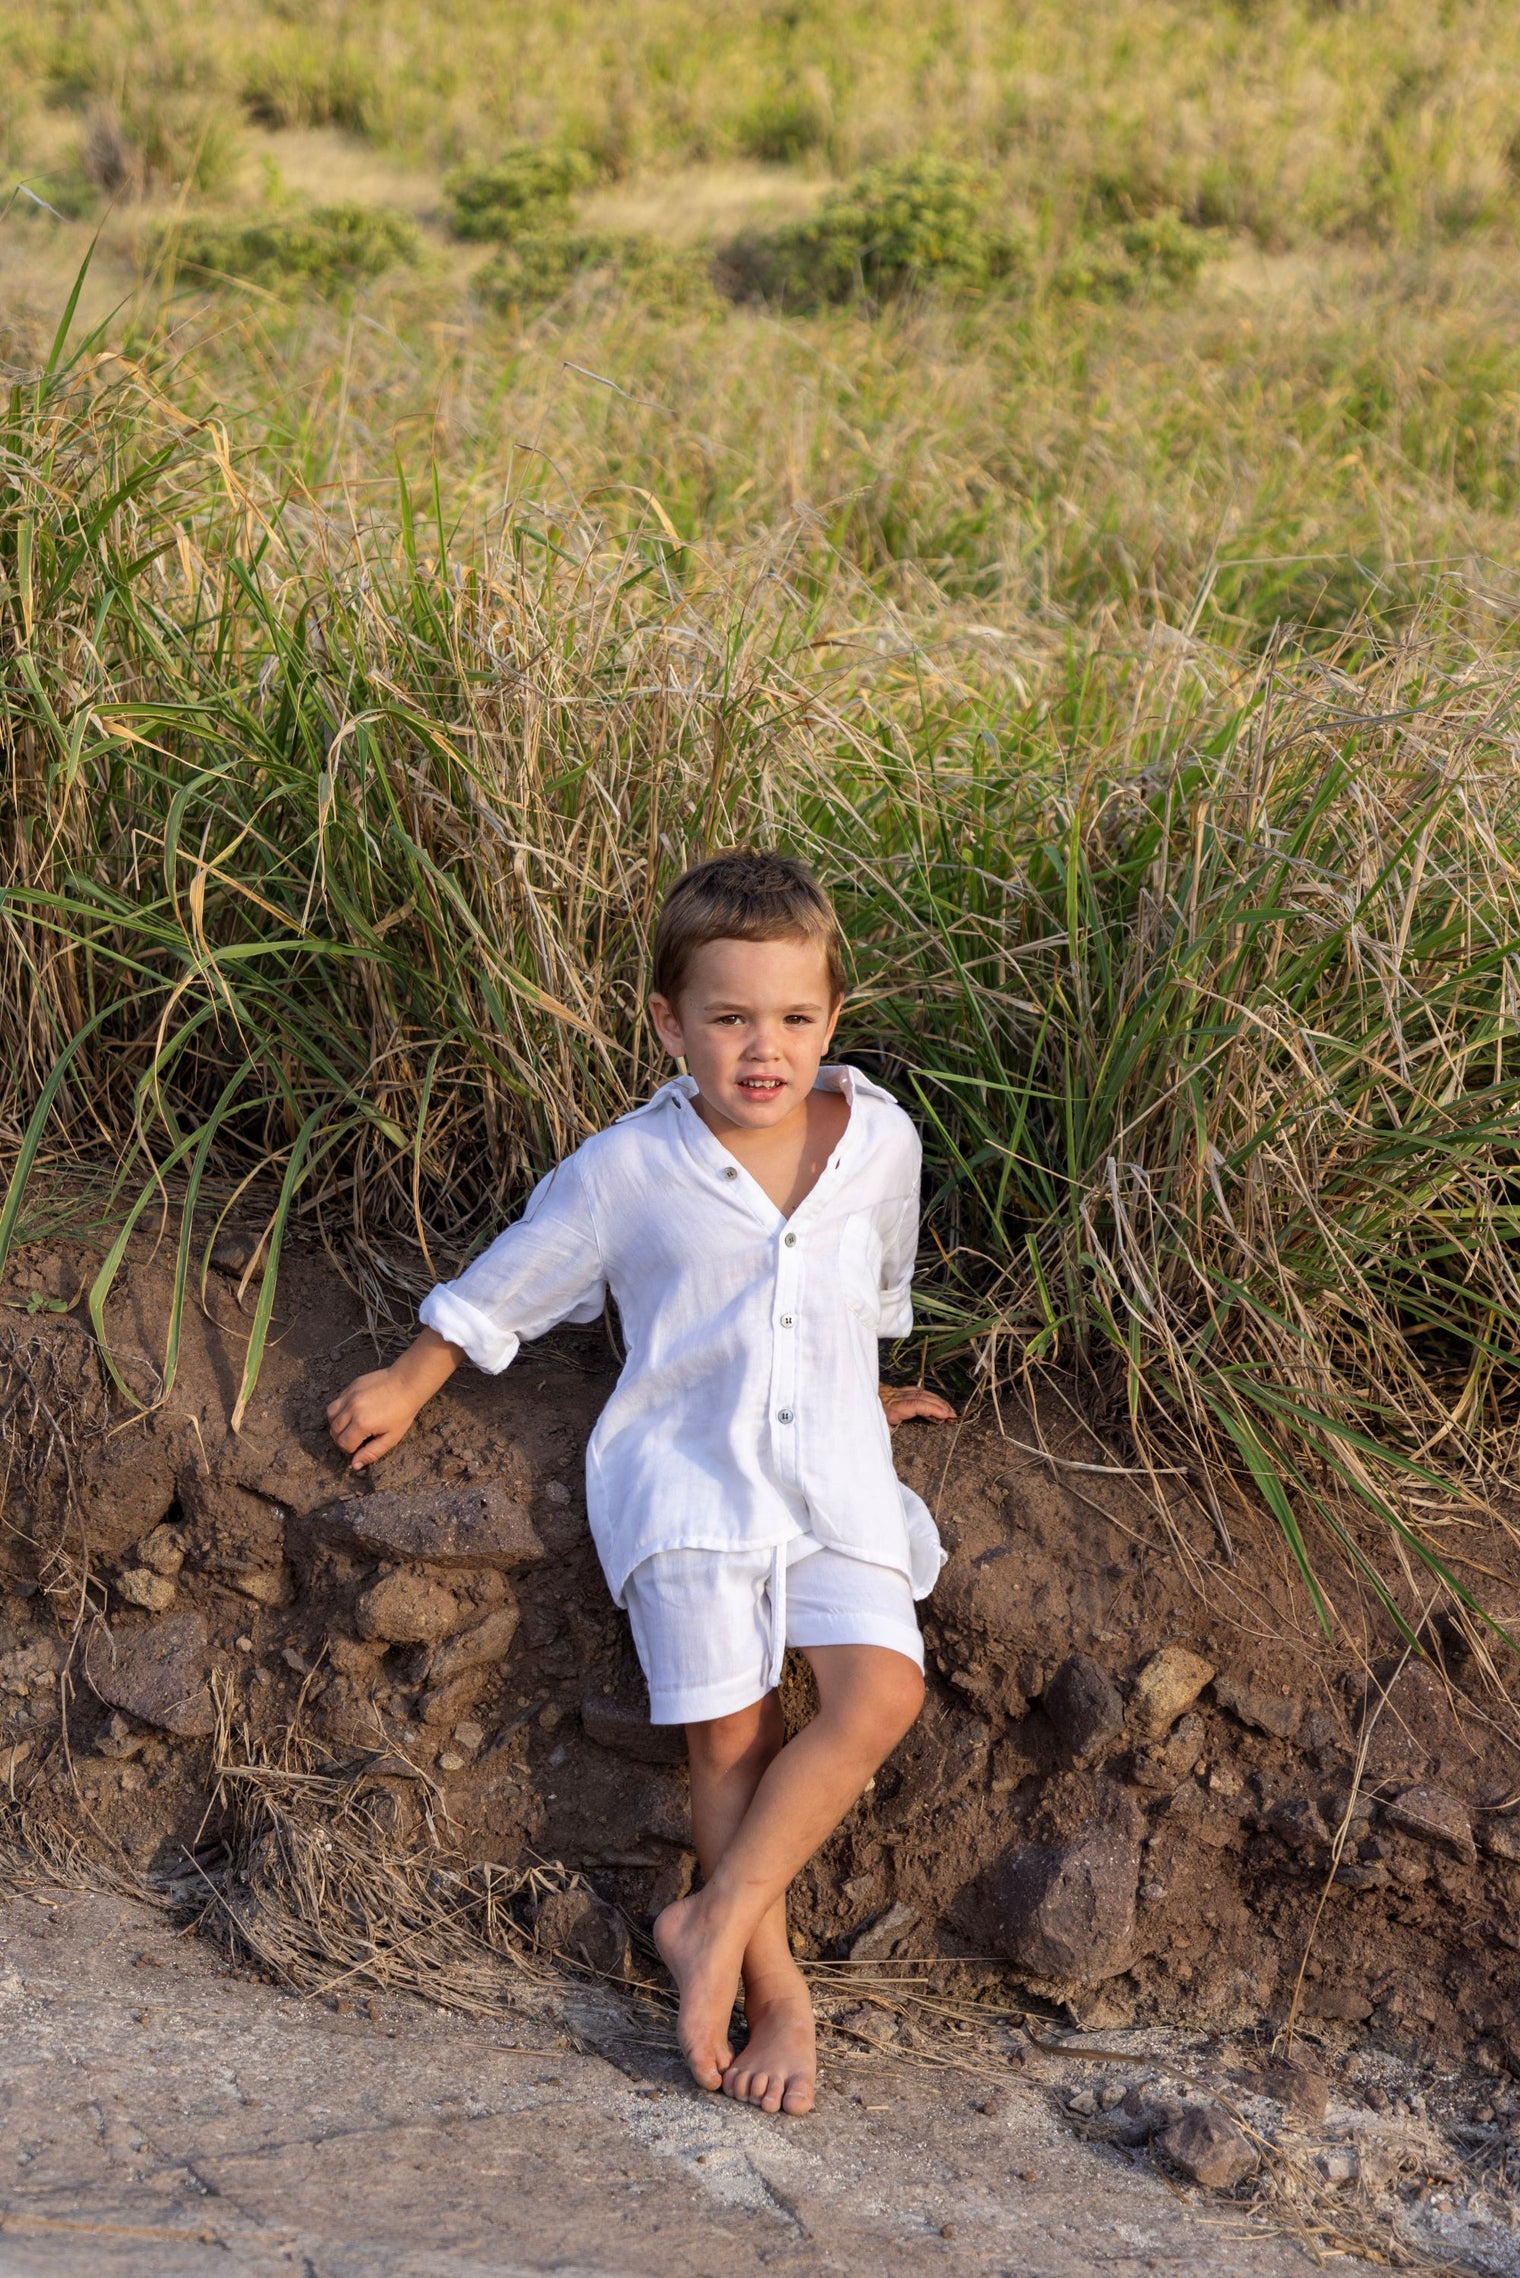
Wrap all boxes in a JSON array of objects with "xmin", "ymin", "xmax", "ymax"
[{"xmin": 836, "ymin": 1211, "xmax": 886, "ymax": 1325}]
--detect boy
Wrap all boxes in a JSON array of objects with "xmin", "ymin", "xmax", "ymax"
[{"xmin": 326, "ymin": 851, "xmax": 954, "ymax": 2116}]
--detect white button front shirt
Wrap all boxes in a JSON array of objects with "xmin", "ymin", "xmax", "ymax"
[{"xmin": 419, "ymin": 1066, "xmax": 945, "ymax": 1607}]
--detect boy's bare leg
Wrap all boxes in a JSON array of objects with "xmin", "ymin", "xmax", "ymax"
[
  {"xmin": 686, "ymin": 1696, "xmax": 817, "ymax": 2115},
  {"xmin": 657, "ymin": 1645, "xmax": 924, "ymax": 2109}
]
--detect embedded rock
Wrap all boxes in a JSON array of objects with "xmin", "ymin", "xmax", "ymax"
[
  {"xmin": 226, "ymin": 1567, "xmax": 289, "ymax": 1607},
  {"xmin": 420, "ymin": 1672, "xmax": 491, "ymax": 1728},
  {"xmin": 1382, "ymin": 1784, "xmax": 1476, "ymax": 1864},
  {"xmin": 1481, "ymin": 1816, "xmax": 1520, "ymax": 1863},
  {"xmin": 534, "ymin": 1886, "xmax": 632, "ymax": 1978},
  {"xmin": 1130, "ymin": 1646, "xmax": 1214, "ymax": 1739},
  {"xmin": 115, "ymin": 1568, "xmax": 176, "ymax": 1615},
  {"xmin": 71, "ymin": 1435, "xmax": 179, "ymax": 1565},
  {"xmin": 849, "ymin": 1902, "xmax": 919, "ymax": 1962},
  {"xmin": 1265, "ymin": 2059, "xmax": 1329, "ymax": 2122},
  {"xmin": 1156, "ymin": 2106, "xmax": 1254, "ymax": 2190},
  {"xmin": 1265, "ymin": 1796, "xmax": 1331, "ymax": 1856},
  {"xmin": 134, "ymin": 1524, "xmax": 187, "ymax": 1578},
  {"xmin": 316, "ymin": 1485, "xmax": 544, "ymax": 1572},
  {"xmin": 83, "ymin": 1611, "xmax": 215, "ymax": 1738},
  {"xmin": 1212, "ymin": 1670, "xmax": 1301, "ymax": 1742},
  {"xmin": 420, "ymin": 1604, "xmax": 520, "ymax": 1687},
  {"xmin": 1128, "ymin": 1713, "xmax": 1205, "ymax": 1792},
  {"xmin": 355, "ymin": 1572, "xmax": 462, "ymax": 1648},
  {"xmin": 1043, "ymin": 1655, "xmax": 1124, "ymax": 1765},
  {"xmin": 991, "ymin": 1820, "xmax": 1140, "ymax": 1982},
  {"xmin": 580, "ymin": 1692, "xmax": 686, "ymax": 1766}
]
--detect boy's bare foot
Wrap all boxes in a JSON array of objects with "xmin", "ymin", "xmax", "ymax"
[
  {"xmin": 653, "ymin": 1892, "xmax": 743, "ymax": 2092},
  {"xmin": 723, "ymin": 1968, "xmax": 816, "ymax": 2114}
]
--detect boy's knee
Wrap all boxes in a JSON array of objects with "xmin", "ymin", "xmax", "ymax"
[
  {"xmin": 882, "ymin": 1657, "xmax": 926, "ymax": 1741},
  {"xmin": 846, "ymin": 1653, "xmax": 925, "ymax": 1755},
  {"xmin": 687, "ymin": 1697, "xmax": 778, "ymax": 1772}
]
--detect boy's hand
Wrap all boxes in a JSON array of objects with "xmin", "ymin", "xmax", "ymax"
[
  {"xmin": 880, "ymin": 1384, "xmax": 956, "ymax": 1429},
  {"xmin": 326, "ymin": 1329, "xmax": 462, "ymax": 1471}
]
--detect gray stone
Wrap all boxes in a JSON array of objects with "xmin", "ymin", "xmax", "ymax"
[
  {"xmin": 1130, "ymin": 1646, "xmax": 1214, "ymax": 1739},
  {"xmin": 1481, "ymin": 1816, "xmax": 1520, "ymax": 1863},
  {"xmin": 580, "ymin": 1692, "xmax": 686, "ymax": 1765},
  {"xmin": 83, "ymin": 1610, "xmax": 215, "ymax": 1738},
  {"xmin": 316, "ymin": 1484, "xmax": 545, "ymax": 1571},
  {"xmin": 1212, "ymin": 1671, "xmax": 1301, "ymax": 1741},
  {"xmin": 992, "ymin": 1821, "xmax": 1140, "ymax": 1982},
  {"xmin": 1382, "ymin": 1784, "xmax": 1476, "ymax": 1864},
  {"xmin": 1043, "ymin": 1655, "xmax": 1125, "ymax": 1765},
  {"xmin": 1157, "ymin": 2105, "xmax": 1255, "ymax": 2190},
  {"xmin": 849, "ymin": 1902, "xmax": 919, "ymax": 1962}
]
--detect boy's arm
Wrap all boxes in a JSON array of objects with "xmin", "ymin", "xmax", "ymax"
[
  {"xmin": 329, "ymin": 1151, "xmax": 607, "ymax": 1472},
  {"xmin": 327, "ymin": 1326, "xmax": 464, "ymax": 1471}
]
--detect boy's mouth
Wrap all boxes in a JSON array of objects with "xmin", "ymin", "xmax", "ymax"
[{"xmin": 736, "ymin": 1076, "xmax": 786, "ymax": 1096}]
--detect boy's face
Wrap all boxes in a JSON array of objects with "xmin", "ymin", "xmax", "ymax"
[{"xmin": 649, "ymin": 935, "xmax": 842, "ymax": 1131}]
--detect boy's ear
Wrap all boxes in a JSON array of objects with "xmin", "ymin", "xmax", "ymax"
[{"xmin": 649, "ymin": 992, "xmax": 685, "ymax": 1057}]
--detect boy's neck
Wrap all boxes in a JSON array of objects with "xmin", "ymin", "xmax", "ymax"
[{"xmin": 691, "ymin": 1079, "xmax": 849, "ymax": 1218}]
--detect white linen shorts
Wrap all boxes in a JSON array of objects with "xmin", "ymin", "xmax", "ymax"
[{"xmin": 623, "ymin": 1537, "xmax": 924, "ymax": 1726}]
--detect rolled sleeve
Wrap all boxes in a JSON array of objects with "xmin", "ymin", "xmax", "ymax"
[
  {"xmin": 419, "ymin": 1153, "xmax": 606, "ymax": 1375},
  {"xmin": 877, "ymin": 1183, "xmax": 920, "ymax": 1339},
  {"xmin": 418, "ymin": 1287, "xmax": 522, "ymax": 1376}
]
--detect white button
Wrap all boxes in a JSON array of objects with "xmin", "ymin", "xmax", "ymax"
[
  {"xmin": 780, "ymin": 1314, "xmax": 794, "ymax": 1327},
  {"xmin": 783, "ymin": 1231, "xmax": 797, "ymax": 1247},
  {"xmin": 776, "ymin": 1408, "xmax": 793, "ymax": 1424}
]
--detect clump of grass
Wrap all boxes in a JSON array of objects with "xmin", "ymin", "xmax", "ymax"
[
  {"xmin": 159, "ymin": 204, "xmax": 421, "ymax": 294},
  {"xmin": 473, "ymin": 228, "xmax": 714, "ymax": 315},
  {"xmin": 444, "ymin": 144, "xmax": 596, "ymax": 241},
  {"xmin": 735, "ymin": 78, "xmax": 833, "ymax": 166},
  {"xmin": 721, "ymin": 154, "xmax": 1025, "ymax": 308}
]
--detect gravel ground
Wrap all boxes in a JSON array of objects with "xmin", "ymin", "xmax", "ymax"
[{"xmin": 0, "ymin": 1887, "xmax": 1352, "ymax": 2277}]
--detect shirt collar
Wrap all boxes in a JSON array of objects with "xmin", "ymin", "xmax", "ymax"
[{"xmin": 622, "ymin": 1063, "xmax": 896, "ymax": 1121}]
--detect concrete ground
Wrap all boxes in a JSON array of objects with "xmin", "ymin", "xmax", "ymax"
[{"xmin": 0, "ymin": 1888, "xmax": 1347, "ymax": 2277}]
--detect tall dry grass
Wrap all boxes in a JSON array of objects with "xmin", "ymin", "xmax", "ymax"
[{"xmin": 6, "ymin": 297, "xmax": 1520, "ymax": 1650}]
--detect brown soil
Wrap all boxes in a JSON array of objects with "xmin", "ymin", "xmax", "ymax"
[{"xmin": 4, "ymin": 1231, "xmax": 1520, "ymax": 2081}]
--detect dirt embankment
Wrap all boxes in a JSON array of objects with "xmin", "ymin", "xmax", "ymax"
[{"xmin": 3, "ymin": 1233, "xmax": 1520, "ymax": 2075}]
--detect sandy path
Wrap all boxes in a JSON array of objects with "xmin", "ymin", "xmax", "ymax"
[{"xmin": 0, "ymin": 1888, "xmax": 1345, "ymax": 2276}]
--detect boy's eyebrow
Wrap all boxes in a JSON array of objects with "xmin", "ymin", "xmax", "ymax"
[{"xmin": 700, "ymin": 998, "xmax": 827, "ymax": 1014}]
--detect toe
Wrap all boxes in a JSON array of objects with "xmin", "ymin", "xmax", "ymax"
[
  {"xmin": 760, "ymin": 2077, "xmax": 785, "ymax": 2113},
  {"xmin": 781, "ymin": 2074, "xmax": 815, "ymax": 2115}
]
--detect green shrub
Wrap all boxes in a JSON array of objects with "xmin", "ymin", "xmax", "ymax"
[
  {"xmin": 162, "ymin": 205, "xmax": 420, "ymax": 295},
  {"xmin": 1052, "ymin": 212, "xmax": 1214, "ymax": 302},
  {"xmin": 474, "ymin": 228, "xmax": 714, "ymax": 314},
  {"xmin": 444, "ymin": 144, "xmax": 595, "ymax": 241},
  {"xmin": 720, "ymin": 155, "xmax": 1022, "ymax": 309}
]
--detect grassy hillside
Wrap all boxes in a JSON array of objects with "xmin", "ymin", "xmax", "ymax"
[{"xmin": 5, "ymin": 3, "xmax": 1520, "ymax": 1640}]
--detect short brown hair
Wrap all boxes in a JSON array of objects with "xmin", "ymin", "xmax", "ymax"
[{"xmin": 652, "ymin": 850, "xmax": 847, "ymax": 1006}]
